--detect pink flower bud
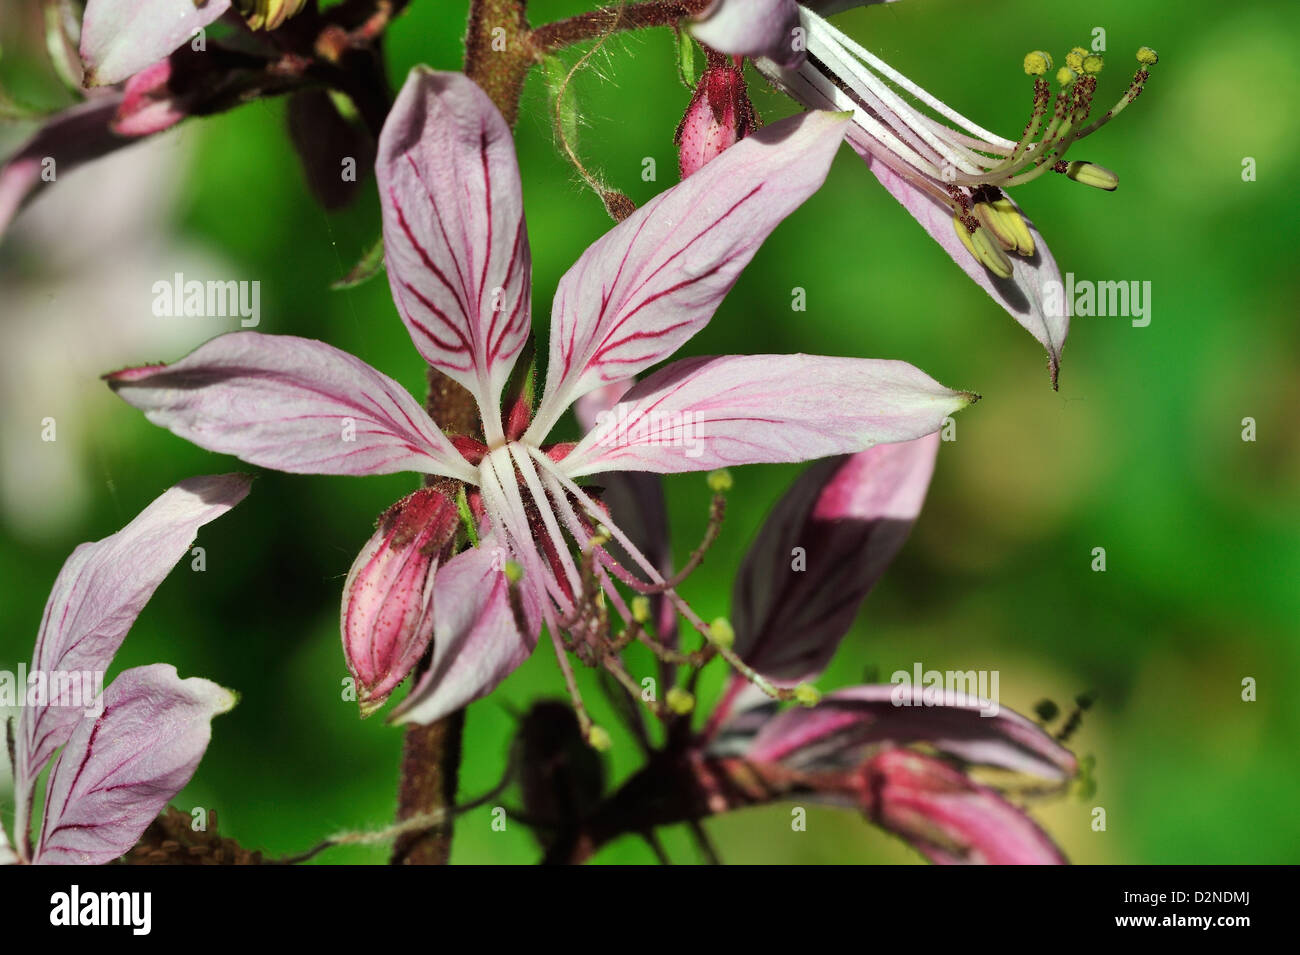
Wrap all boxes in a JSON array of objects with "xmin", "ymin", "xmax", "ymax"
[
  {"xmin": 675, "ymin": 58, "xmax": 758, "ymax": 178},
  {"xmin": 341, "ymin": 488, "xmax": 460, "ymax": 716},
  {"xmin": 113, "ymin": 61, "xmax": 187, "ymax": 138}
]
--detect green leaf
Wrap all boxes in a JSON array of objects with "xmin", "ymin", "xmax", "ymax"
[
  {"xmin": 330, "ymin": 236, "xmax": 385, "ymax": 290},
  {"xmin": 676, "ymin": 28, "xmax": 698, "ymax": 89}
]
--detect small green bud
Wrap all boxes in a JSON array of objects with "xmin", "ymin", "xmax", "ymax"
[
  {"xmin": 666, "ymin": 688, "xmax": 696, "ymax": 715},
  {"xmin": 631, "ymin": 595, "xmax": 651, "ymax": 624},
  {"xmin": 793, "ymin": 683, "xmax": 821, "ymax": 707}
]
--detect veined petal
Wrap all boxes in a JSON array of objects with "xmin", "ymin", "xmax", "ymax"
[
  {"xmin": 690, "ymin": 0, "xmax": 804, "ymax": 68},
  {"xmin": 530, "ymin": 110, "xmax": 850, "ymax": 440},
  {"xmin": 14, "ymin": 473, "xmax": 249, "ymax": 855},
  {"xmin": 33, "ymin": 664, "xmax": 235, "ymax": 865},
  {"xmin": 388, "ymin": 531, "xmax": 541, "ymax": 726},
  {"xmin": 378, "ymin": 68, "xmax": 531, "ymax": 439},
  {"xmin": 862, "ymin": 152, "xmax": 1068, "ymax": 387},
  {"xmin": 106, "ymin": 332, "xmax": 477, "ymax": 482},
  {"xmin": 0, "ymin": 95, "xmax": 126, "ymax": 239},
  {"xmin": 864, "ymin": 749, "xmax": 1068, "ymax": 864},
  {"xmin": 733, "ymin": 434, "xmax": 939, "ymax": 684},
  {"xmin": 749, "ymin": 685, "xmax": 1078, "ymax": 783},
  {"xmin": 80, "ymin": 0, "xmax": 231, "ymax": 87},
  {"xmin": 560, "ymin": 354, "xmax": 972, "ymax": 477}
]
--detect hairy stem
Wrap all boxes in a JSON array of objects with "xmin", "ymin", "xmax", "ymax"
[{"xmin": 531, "ymin": 0, "xmax": 711, "ymax": 53}]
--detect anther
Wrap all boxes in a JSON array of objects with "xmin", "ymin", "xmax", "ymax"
[
  {"xmin": 708, "ymin": 617, "xmax": 735, "ymax": 650},
  {"xmin": 793, "ymin": 683, "xmax": 821, "ymax": 707},
  {"xmin": 1023, "ymin": 51, "xmax": 1053, "ymax": 76},
  {"xmin": 666, "ymin": 687, "xmax": 696, "ymax": 715},
  {"xmin": 1062, "ymin": 160, "xmax": 1119, "ymax": 191}
]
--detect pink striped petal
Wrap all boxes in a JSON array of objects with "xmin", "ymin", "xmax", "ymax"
[
  {"xmin": 388, "ymin": 531, "xmax": 541, "ymax": 726},
  {"xmin": 690, "ymin": 0, "xmax": 804, "ymax": 68},
  {"xmin": 560, "ymin": 354, "xmax": 973, "ymax": 477},
  {"xmin": 106, "ymin": 332, "xmax": 476, "ymax": 481},
  {"xmin": 378, "ymin": 68, "xmax": 531, "ymax": 431},
  {"xmin": 856, "ymin": 145, "xmax": 1068, "ymax": 388},
  {"xmin": 864, "ymin": 749, "xmax": 1068, "ymax": 864},
  {"xmin": 733, "ymin": 434, "xmax": 939, "ymax": 684},
  {"xmin": 531, "ymin": 110, "xmax": 850, "ymax": 438},
  {"xmin": 0, "ymin": 95, "xmax": 126, "ymax": 239},
  {"xmin": 80, "ymin": 0, "xmax": 231, "ymax": 87},
  {"xmin": 33, "ymin": 664, "xmax": 235, "ymax": 865},
  {"xmin": 14, "ymin": 473, "xmax": 249, "ymax": 855},
  {"xmin": 749, "ymin": 685, "xmax": 1077, "ymax": 783}
]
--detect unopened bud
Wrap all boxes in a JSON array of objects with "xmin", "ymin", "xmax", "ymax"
[
  {"xmin": 675, "ymin": 59, "xmax": 758, "ymax": 178},
  {"xmin": 341, "ymin": 489, "xmax": 459, "ymax": 717}
]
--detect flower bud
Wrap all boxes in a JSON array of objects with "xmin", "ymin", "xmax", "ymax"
[
  {"xmin": 341, "ymin": 488, "xmax": 459, "ymax": 717},
  {"xmin": 674, "ymin": 57, "xmax": 758, "ymax": 178}
]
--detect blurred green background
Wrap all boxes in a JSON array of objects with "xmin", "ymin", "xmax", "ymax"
[{"xmin": 1, "ymin": 0, "xmax": 1297, "ymax": 864}]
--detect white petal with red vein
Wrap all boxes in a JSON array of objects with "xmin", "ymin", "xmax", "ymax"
[
  {"xmin": 529, "ymin": 110, "xmax": 850, "ymax": 439},
  {"xmin": 560, "ymin": 354, "xmax": 972, "ymax": 477},
  {"xmin": 106, "ymin": 332, "xmax": 476, "ymax": 481},
  {"xmin": 378, "ymin": 68, "xmax": 532, "ymax": 433}
]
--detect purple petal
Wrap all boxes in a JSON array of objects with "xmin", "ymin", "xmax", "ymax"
[
  {"xmin": 531, "ymin": 110, "xmax": 850, "ymax": 438},
  {"xmin": 855, "ymin": 146, "xmax": 1068, "ymax": 388},
  {"xmin": 560, "ymin": 354, "xmax": 973, "ymax": 477},
  {"xmin": 33, "ymin": 664, "xmax": 235, "ymax": 865},
  {"xmin": 378, "ymin": 68, "xmax": 531, "ymax": 427},
  {"xmin": 690, "ymin": 0, "xmax": 805, "ymax": 68},
  {"xmin": 864, "ymin": 749, "xmax": 1068, "ymax": 864},
  {"xmin": 0, "ymin": 95, "xmax": 127, "ymax": 239},
  {"xmin": 14, "ymin": 473, "xmax": 249, "ymax": 853},
  {"xmin": 388, "ymin": 531, "xmax": 541, "ymax": 726},
  {"xmin": 748, "ymin": 685, "xmax": 1077, "ymax": 782},
  {"xmin": 733, "ymin": 434, "xmax": 939, "ymax": 684},
  {"xmin": 80, "ymin": 0, "xmax": 231, "ymax": 87},
  {"xmin": 106, "ymin": 332, "xmax": 477, "ymax": 481}
]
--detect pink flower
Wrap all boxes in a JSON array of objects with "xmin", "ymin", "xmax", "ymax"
[
  {"xmin": 3, "ymin": 474, "xmax": 249, "ymax": 864},
  {"xmin": 106, "ymin": 68, "xmax": 974, "ymax": 730},
  {"xmin": 744, "ymin": 3, "xmax": 1156, "ymax": 387}
]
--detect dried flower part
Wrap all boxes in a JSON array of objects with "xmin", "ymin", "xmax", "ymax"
[
  {"xmin": 675, "ymin": 56, "xmax": 759, "ymax": 178},
  {"xmin": 516, "ymin": 701, "xmax": 606, "ymax": 845},
  {"xmin": 121, "ymin": 807, "xmax": 267, "ymax": 865},
  {"xmin": 341, "ymin": 488, "xmax": 460, "ymax": 716}
]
